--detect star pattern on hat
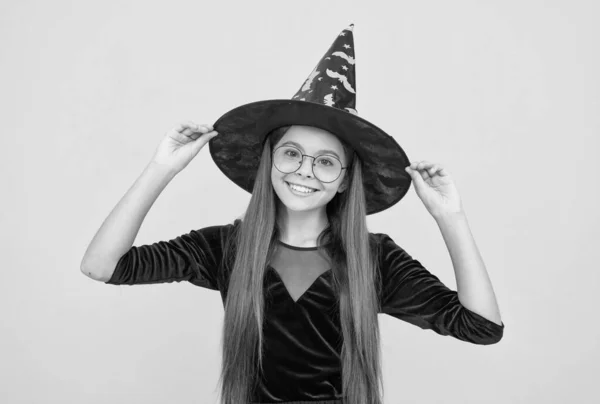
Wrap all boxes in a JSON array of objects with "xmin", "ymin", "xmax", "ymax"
[
  {"xmin": 292, "ymin": 24, "xmax": 357, "ymax": 113},
  {"xmin": 211, "ymin": 22, "xmax": 413, "ymax": 215}
]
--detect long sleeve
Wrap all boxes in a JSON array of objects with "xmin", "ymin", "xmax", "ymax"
[
  {"xmin": 377, "ymin": 233, "xmax": 504, "ymax": 345},
  {"xmin": 105, "ymin": 219, "xmax": 240, "ymax": 290}
]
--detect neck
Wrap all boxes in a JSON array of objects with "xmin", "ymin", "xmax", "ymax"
[{"xmin": 277, "ymin": 205, "xmax": 328, "ymax": 247}]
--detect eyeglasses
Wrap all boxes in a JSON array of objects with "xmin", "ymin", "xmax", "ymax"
[{"xmin": 272, "ymin": 145, "xmax": 347, "ymax": 183}]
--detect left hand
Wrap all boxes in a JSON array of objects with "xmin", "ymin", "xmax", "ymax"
[{"xmin": 405, "ymin": 161, "xmax": 464, "ymax": 218}]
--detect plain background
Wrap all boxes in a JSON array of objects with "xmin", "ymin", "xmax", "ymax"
[{"xmin": 1, "ymin": 0, "xmax": 598, "ymax": 403}]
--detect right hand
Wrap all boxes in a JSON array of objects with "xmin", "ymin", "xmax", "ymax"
[{"xmin": 151, "ymin": 121, "xmax": 219, "ymax": 174}]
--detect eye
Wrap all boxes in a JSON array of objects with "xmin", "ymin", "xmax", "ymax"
[
  {"xmin": 316, "ymin": 157, "xmax": 334, "ymax": 166},
  {"xmin": 284, "ymin": 149, "xmax": 299, "ymax": 157}
]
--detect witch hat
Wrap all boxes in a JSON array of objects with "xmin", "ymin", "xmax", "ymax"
[{"xmin": 210, "ymin": 24, "xmax": 411, "ymax": 215}]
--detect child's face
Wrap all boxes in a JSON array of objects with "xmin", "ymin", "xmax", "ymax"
[{"xmin": 271, "ymin": 125, "xmax": 347, "ymax": 213}]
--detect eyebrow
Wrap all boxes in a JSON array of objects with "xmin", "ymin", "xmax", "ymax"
[{"xmin": 280, "ymin": 141, "xmax": 341, "ymax": 160}]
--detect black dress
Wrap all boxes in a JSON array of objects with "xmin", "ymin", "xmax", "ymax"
[{"xmin": 106, "ymin": 219, "xmax": 504, "ymax": 403}]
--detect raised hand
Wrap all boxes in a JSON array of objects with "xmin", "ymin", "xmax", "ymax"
[
  {"xmin": 151, "ymin": 121, "xmax": 219, "ymax": 174},
  {"xmin": 405, "ymin": 160, "xmax": 464, "ymax": 218}
]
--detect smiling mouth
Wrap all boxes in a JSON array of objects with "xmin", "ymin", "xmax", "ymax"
[{"xmin": 286, "ymin": 182, "xmax": 319, "ymax": 193}]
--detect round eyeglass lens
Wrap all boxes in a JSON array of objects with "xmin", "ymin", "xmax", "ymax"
[{"xmin": 273, "ymin": 146, "xmax": 342, "ymax": 183}]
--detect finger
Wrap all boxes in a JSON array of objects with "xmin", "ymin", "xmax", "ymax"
[
  {"xmin": 407, "ymin": 161, "xmax": 434, "ymax": 171},
  {"xmin": 411, "ymin": 161, "xmax": 426, "ymax": 170},
  {"xmin": 410, "ymin": 160, "xmax": 429, "ymax": 180},
  {"xmin": 190, "ymin": 130, "xmax": 219, "ymax": 153},
  {"xmin": 187, "ymin": 126, "xmax": 208, "ymax": 137},
  {"xmin": 416, "ymin": 160, "xmax": 434, "ymax": 170},
  {"xmin": 409, "ymin": 161, "xmax": 421, "ymax": 170},
  {"xmin": 174, "ymin": 123, "xmax": 187, "ymax": 132},
  {"xmin": 182, "ymin": 120, "xmax": 198, "ymax": 130},
  {"xmin": 177, "ymin": 121, "xmax": 196, "ymax": 135},
  {"xmin": 407, "ymin": 165, "xmax": 426, "ymax": 186},
  {"xmin": 406, "ymin": 164, "xmax": 428, "ymax": 179},
  {"xmin": 178, "ymin": 121, "xmax": 211, "ymax": 131},
  {"xmin": 196, "ymin": 123, "xmax": 214, "ymax": 132},
  {"xmin": 189, "ymin": 128, "xmax": 218, "ymax": 141},
  {"xmin": 182, "ymin": 123, "xmax": 213, "ymax": 137},
  {"xmin": 437, "ymin": 167, "xmax": 448, "ymax": 176}
]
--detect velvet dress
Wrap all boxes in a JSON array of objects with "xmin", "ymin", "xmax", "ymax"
[{"xmin": 106, "ymin": 219, "xmax": 504, "ymax": 403}]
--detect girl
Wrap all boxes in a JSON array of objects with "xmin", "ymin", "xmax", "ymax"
[{"xmin": 81, "ymin": 25, "xmax": 504, "ymax": 404}]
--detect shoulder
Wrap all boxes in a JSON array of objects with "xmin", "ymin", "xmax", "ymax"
[
  {"xmin": 368, "ymin": 231, "xmax": 398, "ymax": 252},
  {"xmin": 182, "ymin": 218, "xmax": 243, "ymax": 259},
  {"xmin": 191, "ymin": 218, "xmax": 242, "ymax": 239},
  {"xmin": 367, "ymin": 231, "xmax": 412, "ymax": 267}
]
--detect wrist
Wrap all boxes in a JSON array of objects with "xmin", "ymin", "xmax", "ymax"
[
  {"xmin": 433, "ymin": 210, "xmax": 467, "ymax": 223},
  {"xmin": 147, "ymin": 161, "xmax": 179, "ymax": 178}
]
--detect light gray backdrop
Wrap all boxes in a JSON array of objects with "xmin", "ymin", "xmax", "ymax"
[{"xmin": 2, "ymin": 0, "xmax": 598, "ymax": 403}]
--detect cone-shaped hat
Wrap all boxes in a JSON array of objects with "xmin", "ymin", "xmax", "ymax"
[{"xmin": 210, "ymin": 24, "xmax": 411, "ymax": 215}]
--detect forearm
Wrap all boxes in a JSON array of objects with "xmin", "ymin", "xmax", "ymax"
[
  {"xmin": 434, "ymin": 212, "xmax": 503, "ymax": 326},
  {"xmin": 80, "ymin": 161, "xmax": 177, "ymax": 278}
]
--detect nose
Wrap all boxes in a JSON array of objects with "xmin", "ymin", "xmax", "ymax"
[{"xmin": 295, "ymin": 155, "xmax": 316, "ymax": 178}]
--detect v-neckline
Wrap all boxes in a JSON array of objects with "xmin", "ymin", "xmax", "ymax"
[{"xmin": 268, "ymin": 266, "xmax": 332, "ymax": 304}]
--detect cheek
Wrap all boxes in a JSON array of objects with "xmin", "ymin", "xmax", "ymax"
[
  {"xmin": 271, "ymin": 170, "xmax": 283, "ymax": 187},
  {"xmin": 323, "ymin": 186, "xmax": 340, "ymax": 198},
  {"xmin": 271, "ymin": 171, "xmax": 287, "ymax": 196}
]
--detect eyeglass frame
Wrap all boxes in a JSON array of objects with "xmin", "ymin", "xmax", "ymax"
[{"xmin": 271, "ymin": 145, "xmax": 348, "ymax": 183}]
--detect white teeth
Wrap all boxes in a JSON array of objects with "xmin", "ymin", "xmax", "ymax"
[{"xmin": 288, "ymin": 183, "xmax": 316, "ymax": 193}]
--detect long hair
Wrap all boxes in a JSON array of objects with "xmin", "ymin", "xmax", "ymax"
[{"xmin": 216, "ymin": 125, "xmax": 384, "ymax": 404}]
